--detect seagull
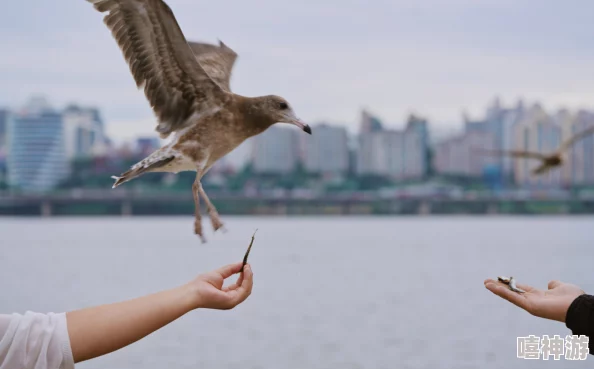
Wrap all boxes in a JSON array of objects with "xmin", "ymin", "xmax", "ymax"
[
  {"xmin": 475, "ymin": 126, "xmax": 594, "ymax": 176},
  {"xmin": 86, "ymin": 0, "xmax": 312, "ymax": 242}
]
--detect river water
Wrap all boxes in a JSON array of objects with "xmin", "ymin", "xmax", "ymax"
[{"xmin": 1, "ymin": 216, "xmax": 592, "ymax": 368}]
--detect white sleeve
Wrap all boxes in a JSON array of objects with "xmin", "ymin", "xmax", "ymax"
[{"xmin": 0, "ymin": 312, "xmax": 74, "ymax": 369}]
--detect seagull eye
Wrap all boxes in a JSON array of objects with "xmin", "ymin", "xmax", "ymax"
[{"xmin": 279, "ymin": 102, "xmax": 288, "ymax": 110}]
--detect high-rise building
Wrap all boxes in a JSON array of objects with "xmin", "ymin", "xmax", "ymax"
[
  {"xmin": 433, "ymin": 130, "xmax": 497, "ymax": 177},
  {"xmin": 499, "ymin": 102, "xmax": 526, "ymax": 178},
  {"xmin": 512, "ymin": 104, "xmax": 562, "ymax": 187},
  {"xmin": 347, "ymin": 135, "xmax": 358, "ymax": 175},
  {"xmin": 562, "ymin": 110, "xmax": 594, "ymax": 185},
  {"xmin": 7, "ymin": 104, "xmax": 69, "ymax": 192},
  {"xmin": 360, "ymin": 109, "xmax": 384, "ymax": 133},
  {"xmin": 251, "ymin": 126, "xmax": 299, "ymax": 173},
  {"xmin": 302, "ymin": 123, "xmax": 349, "ymax": 174},
  {"xmin": 0, "ymin": 109, "xmax": 8, "ymax": 185},
  {"xmin": 63, "ymin": 105, "xmax": 107, "ymax": 159},
  {"xmin": 357, "ymin": 130, "xmax": 402, "ymax": 177},
  {"xmin": 405, "ymin": 114, "xmax": 430, "ymax": 178},
  {"xmin": 357, "ymin": 117, "xmax": 429, "ymax": 180},
  {"xmin": 464, "ymin": 98, "xmax": 526, "ymax": 181},
  {"xmin": 0, "ymin": 109, "xmax": 8, "ymax": 161},
  {"xmin": 357, "ymin": 131, "xmax": 381, "ymax": 175}
]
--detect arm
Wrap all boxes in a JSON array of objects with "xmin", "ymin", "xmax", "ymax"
[
  {"xmin": 565, "ymin": 294, "xmax": 594, "ymax": 354},
  {"xmin": 68, "ymin": 262, "xmax": 253, "ymax": 363},
  {"xmin": 484, "ymin": 278, "xmax": 593, "ymax": 355}
]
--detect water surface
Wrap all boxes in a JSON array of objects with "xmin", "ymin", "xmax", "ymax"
[{"xmin": 1, "ymin": 216, "xmax": 592, "ymax": 369}]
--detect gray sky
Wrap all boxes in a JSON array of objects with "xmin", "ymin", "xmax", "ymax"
[{"xmin": 1, "ymin": 0, "xmax": 593, "ymax": 141}]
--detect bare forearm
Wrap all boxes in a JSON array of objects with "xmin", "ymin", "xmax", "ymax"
[
  {"xmin": 63, "ymin": 262, "xmax": 253, "ymax": 364},
  {"xmin": 66, "ymin": 284, "xmax": 196, "ymax": 363}
]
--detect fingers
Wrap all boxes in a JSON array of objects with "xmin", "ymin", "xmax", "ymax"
[
  {"xmin": 226, "ymin": 264, "xmax": 253, "ymax": 307},
  {"xmin": 215, "ymin": 262, "xmax": 243, "ymax": 279},
  {"xmin": 484, "ymin": 278, "xmax": 498, "ymax": 285},
  {"xmin": 223, "ymin": 271, "xmax": 244, "ymax": 292},
  {"xmin": 484, "ymin": 280, "xmax": 531, "ymax": 312}
]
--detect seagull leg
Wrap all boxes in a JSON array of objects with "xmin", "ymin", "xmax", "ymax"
[
  {"xmin": 197, "ymin": 182, "xmax": 225, "ymax": 232},
  {"xmin": 192, "ymin": 178, "xmax": 206, "ymax": 243}
]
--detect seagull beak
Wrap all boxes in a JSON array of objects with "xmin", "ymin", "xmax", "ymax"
[{"xmin": 290, "ymin": 119, "xmax": 312, "ymax": 135}]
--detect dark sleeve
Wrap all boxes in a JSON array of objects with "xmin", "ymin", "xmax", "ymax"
[{"xmin": 565, "ymin": 294, "xmax": 594, "ymax": 355}]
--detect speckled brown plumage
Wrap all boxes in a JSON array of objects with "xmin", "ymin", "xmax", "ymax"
[
  {"xmin": 188, "ymin": 41, "xmax": 237, "ymax": 92},
  {"xmin": 88, "ymin": 0, "xmax": 312, "ymax": 241}
]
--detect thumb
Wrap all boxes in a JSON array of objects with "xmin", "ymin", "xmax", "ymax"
[
  {"xmin": 228, "ymin": 264, "xmax": 253, "ymax": 306},
  {"xmin": 548, "ymin": 280, "xmax": 562, "ymax": 289}
]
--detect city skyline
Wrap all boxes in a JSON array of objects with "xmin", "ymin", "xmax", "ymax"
[
  {"xmin": 0, "ymin": 94, "xmax": 582, "ymax": 144},
  {"xmin": 2, "ymin": 92, "xmax": 594, "ymax": 194},
  {"xmin": 1, "ymin": 0, "xmax": 594, "ymax": 142}
]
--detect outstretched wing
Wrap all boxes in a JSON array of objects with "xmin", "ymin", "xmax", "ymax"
[
  {"xmin": 87, "ymin": 0, "xmax": 229, "ymax": 138},
  {"xmin": 188, "ymin": 40, "xmax": 238, "ymax": 92},
  {"xmin": 474, "ymin": 148, "xmax": 546, "ymax": 160},
  {"xmin": 558, "ymin": 126, "xmax": 594, "ymax": 153}
]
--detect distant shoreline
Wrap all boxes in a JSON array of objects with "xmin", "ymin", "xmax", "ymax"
[{"xmin": 1, "ymin": 193, "xmax": 593, "ymax": 216}]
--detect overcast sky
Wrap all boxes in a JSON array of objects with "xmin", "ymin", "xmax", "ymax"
[{"xmin": 1, "ymin": 0, "xmax": 593, "ymax": 141}]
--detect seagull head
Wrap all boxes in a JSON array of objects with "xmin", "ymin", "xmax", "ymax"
[{"xmin": 257, "ymin": 95, "xmax": 312, "ymax": 135}]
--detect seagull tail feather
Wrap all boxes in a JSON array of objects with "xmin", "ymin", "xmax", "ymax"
[
  {"xmin": 111, "ymin": 175, "xmax": 130, "ymax": 189},
  {"xmin": 110, "ymin": 156, "xmax": 176, "ymax": 189}
]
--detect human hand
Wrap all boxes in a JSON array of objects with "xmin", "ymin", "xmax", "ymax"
[
  {"xmin": 187, "ymin": 262, "xmax": 253, "ymax": 310},
  {"xmin": 484, "ymin": 278, "xmax": 585, "ymax": 322}
]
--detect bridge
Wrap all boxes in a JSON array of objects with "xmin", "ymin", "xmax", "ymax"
[{"xmin": 1, "ymin": 190, "xmax": 593, "ymax": 216}]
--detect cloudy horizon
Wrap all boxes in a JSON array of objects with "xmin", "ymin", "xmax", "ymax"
[{"xmin": 2, "ymin": 0, "xmax": 593, "ymax": 142}]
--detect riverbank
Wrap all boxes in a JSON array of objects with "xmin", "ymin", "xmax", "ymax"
[{"xmin": 2, "ymin": 192, "xmax": 593, "ymax": 216}]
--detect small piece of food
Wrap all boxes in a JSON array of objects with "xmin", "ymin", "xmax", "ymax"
[
  {"xmin": 497, "ymin": 276, "xmax": 526, "ymax": 294},
  {"xmin": 508, "ymin": 277, "xmax": 526, "ymax": 293},
  {"xmin": 242, "ymin": 229, "xmax": 257, "ymax": 271},
  {"xmin": 498, "ymin": 276, "xmax": 511, "ymax": 284}
]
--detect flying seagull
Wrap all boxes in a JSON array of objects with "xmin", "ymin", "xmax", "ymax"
[
  {"xmin": 86, "ymin": 0, "xmax": 312, "ymax": 242},
  {"xmin": 476, "ymin": 126, "xmax": 594, "ymax": 176}
]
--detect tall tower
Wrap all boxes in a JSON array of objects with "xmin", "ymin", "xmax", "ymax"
[{"xmin": 360, "ymin": 109, "xmax": 384, "ymax": 133}]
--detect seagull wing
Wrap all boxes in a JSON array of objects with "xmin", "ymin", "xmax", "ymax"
[
  {"xmin": 557, "ymin": 126, "xmax": 594, "ymax": 153},
  {"xmin": 188, "ymin": 41, "xmax": 238, "ymax": 92},
  {"xmin": 87, "ymin": 0, "xmax": 229, "ymax": 138},
  {"xmin": 475, "ymin": 148, "xmax": 546, "ymax": 160}
]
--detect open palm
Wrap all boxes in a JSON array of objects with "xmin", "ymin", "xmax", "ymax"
[{"xmin": 484, "ymin": 279, "xmax": 585, "ymax": 322}]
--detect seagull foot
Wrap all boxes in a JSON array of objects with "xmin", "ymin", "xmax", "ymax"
[
  {"xmin": 209, "ymin": 212, "xmax": 225, "ymax": 232},
  {"xmin": 194, "ymin": 220, "xmax": 207, "ymax": 244}
]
